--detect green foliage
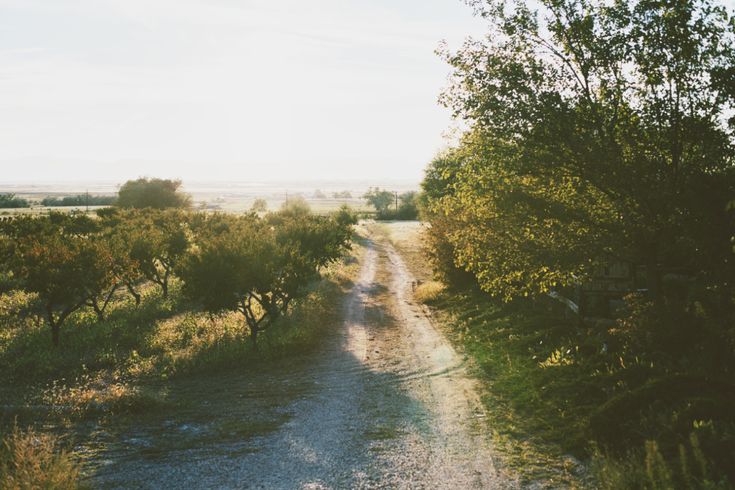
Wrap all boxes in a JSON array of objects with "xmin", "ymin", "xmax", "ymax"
[
  {"xmin": 279, "ymin": 196, "xmax": 311, "ymax": 217},
  {"xmin": 426, "ymin": 0, "xmax": 735, "ymax": 301},
  {"xmin": 432, "ymin": 287, "xmax": 735, "ymax": 486},
  {"xmin": 116, "ymin": 178, "xmax": 191, "ymax": 209},
  {"xmin": 420, "ymin": 151, "xmax": 481, "ymax": 288},
  {"xmin": 41, "ymin": 194, "xmax": 116, "ymax": 207},
  {"xmin": 422, "ymin": 4, "xmax": 735, "ymax": 482},
  {"xmin": 0, "ymin": 267, "xmax": 353, "ymax": 420},
  {"xmin": 363, "ymin": 188, "xmax": 394, "ymax": 216},
  {"xmin": 0, "ymin": 203, "xmax": 353, "ymax": 350},
  {"xmin": 125, "ymin": 210, "xmax": 190, "ymax": 298},
  {"xmin": 181, "ymin": 208, "xmax": 353, "ymax": 345},
  {"xmin": 591, "ymin": 434, "xmax": 732, "ymax": 490},
  {"xmin": 396, "ymin": 191, "xmax": 419, "ymax": 220},
  {"xmin": 6, "ymin": 216, "xmax": 116, "ymax": 346},
  {"xmin": 0, "ymin": 194, "xmax": 29, "ymax": 209},
  {"xmin": 363, "ymin": 188, "xmax": 419, "ymax": 220},
  {"xmin": 251, "ymin": 198, "xmax": 268, "ymax": 213}
]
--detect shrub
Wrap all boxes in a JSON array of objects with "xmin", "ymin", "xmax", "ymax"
[
  {"xmin": 0, "ymin": 426, "xmax": 81, "ymax": 490},
  {"xmin": 41, "ymin": 195, "xmax": 116, "ymax": 207},
  {"xmin": 0, "ymin": 194, "xmax": 29, "ymax": 209}
]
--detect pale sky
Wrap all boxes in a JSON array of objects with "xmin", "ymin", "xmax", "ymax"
[{"xmin": 0, "ymin": 0, "xmax": 485, "ymax": 183}]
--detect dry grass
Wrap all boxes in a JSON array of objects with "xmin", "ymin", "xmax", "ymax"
[
  {"xmin": 413, "ymin": 281, "xmax": 446, "ymax": 304},
  {"xmin": 0, "ymin": 426, "xmax": 81, "ymax": 490}
]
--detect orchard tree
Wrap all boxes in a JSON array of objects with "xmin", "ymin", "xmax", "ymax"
[
  {"xmin": 181, "ymin": 218, "xmax": 282, "ymax": 346},
  {"xmin": 183, "ymin": 210, "xmax": 354, "ymax": 346},
  {"xmin": 128, "ymin": 210, "xmax": 189, "ymax": 298},
  {"xmin": 267, "ymin": 210, "xmax": 355, "ymax": 313},
  {"xmin": 96, "ymin": 209, "xmax": 148, "ymax": 305},
  {"xmin": 10, "ymin": 224, "xmax": 115, "ymax": 346},
  {"xmin": 81, "ymin": 238, "xmax": 121, "ymax": 321}
]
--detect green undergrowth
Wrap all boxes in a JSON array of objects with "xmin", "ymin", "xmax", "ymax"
[{"xmin": 426, "ymin": 289, "xmax": 735, "ymax": 489}]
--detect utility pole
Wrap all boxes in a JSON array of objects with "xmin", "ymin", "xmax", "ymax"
[
  {"xmin": 86, "ymin": 189, "xmax": 89, "ymax": 213},
  {"xmin": 395, "ymin": 191, "xmax": 399, "ymax": 213}
]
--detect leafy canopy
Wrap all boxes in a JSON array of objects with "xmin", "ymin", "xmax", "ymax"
[{"xmin": 117, "ymin": 178, "xmax": 191, "ymax": 209}]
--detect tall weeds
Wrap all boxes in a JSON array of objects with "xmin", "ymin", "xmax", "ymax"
[{"xmin": 0, "ymin": 426, "xmax": 81, "ymax": 490}]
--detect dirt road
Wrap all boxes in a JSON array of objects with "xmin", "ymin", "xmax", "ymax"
[{"xmin": 89, "ymin": 235, "xmax": 516, "ymax": 489}]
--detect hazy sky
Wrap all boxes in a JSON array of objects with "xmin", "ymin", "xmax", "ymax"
[{"xmin": 0, "ymin": 0, "xmax": 485, "ymax": 183}]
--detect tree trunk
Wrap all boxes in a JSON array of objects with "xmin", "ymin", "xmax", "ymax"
[
  {"xmin": 161, "ymin": 280, "xmax": 168, "ymax": 299},
  {"xmin": 127, "ymin": 283, "xmax": 141, "ymax": 306},
  {"xmin": 250, "ymin": 324, "xmax": 259, "ymax": 350},
  {"xmin": 51, "ymin": 321, "xmax": 60, "ymax": 347},
  {"xmin": 92, "ymin": 301, "xmax": 104, "ymax": 321}
]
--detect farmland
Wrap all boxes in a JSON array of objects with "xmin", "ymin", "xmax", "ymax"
[{"xmin": 0, "ymin": 180, "xmax": 418, "ymax": 216}]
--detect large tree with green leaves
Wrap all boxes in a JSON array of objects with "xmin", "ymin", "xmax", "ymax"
[
  {"xmin": 117, "ymin": 178, "xmax": 191, "ymax": 209},
  {"xmin": 426, "ymin": 0, "xmax": 735, "ymax": 303}
]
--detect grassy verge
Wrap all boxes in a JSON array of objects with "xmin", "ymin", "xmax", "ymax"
[
  {"xmin": 378, "ymin": 222, "xmax": 734, "ymax": 488},
  {"xmin": 428, "ymin": 292, "xmax": 590, "ymax": 486}
]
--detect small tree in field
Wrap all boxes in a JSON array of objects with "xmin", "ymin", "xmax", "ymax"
[
  {"xmin": 363, "ymin": 188, "xmax": 394, "ymax": 217},
  {"xmin": 279, "ymin": 196, "xmax": 311, "ymax": 217},
  {"xmin": 251, "ymin": 198, "xmax": 268, "ymax": 213},
  {"xmin": 117, "ymin": 178, "xmax": 191, "ymax": 209},
  {"xmin": 81, "ymin": 238, "xmax": 120, "ymax": 321},
  {"xmin": 96, "ymin": 208, "xmax": 148, "ymax": 305}
]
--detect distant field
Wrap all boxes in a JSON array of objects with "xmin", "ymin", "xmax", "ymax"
[{"xmin": 0, "ymin": 180, "xmax": 416, "ymax": 215}]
